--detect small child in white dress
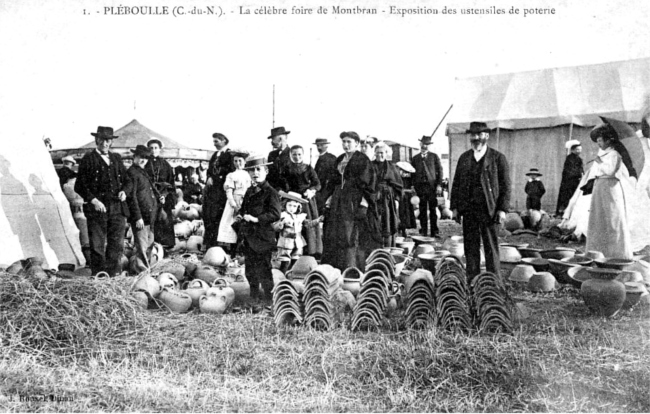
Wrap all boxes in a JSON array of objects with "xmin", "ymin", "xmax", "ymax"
[{"xmin": 273, "ymin": 191, "xmax": 322, "ymax": 261}]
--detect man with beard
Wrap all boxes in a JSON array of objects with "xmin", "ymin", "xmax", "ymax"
[
  {"xmin": 75, "ymin": 126, "xmax": 130, "ymax": 276},
  {"xmin": 144, "ymin": 138, "xmax": 176, "ymax": 249},
  {"xmin": 450, "ymin": 122, "xmax": 511, "ymax": 280},
  {"xmin": 267, "ymin": 126, "xmax": 292, "ymax": 190},
  {"xmin": 313, "ymin": 138, "xmax": 337, "ymax": 214},
  {"xmin": 203, "ymin": 132, "xmax": 235, "ymax": 250}
]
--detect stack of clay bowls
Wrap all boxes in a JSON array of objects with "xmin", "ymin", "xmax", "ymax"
[
  {"xmin": 396, "ymin": 239, "xmax": 416, "ymax": 255},
  {"xmin": 499, "ymin": 245, "xmax": 522, "ymax": 278},
  {"xmin": 351, "ymin": 249, "xmax": 394, "ymax": 330},
  {"xmin": 272, "ymin": 278, "xmax": 304, "ymax": 326},
  {"xmin": 403, "ymin": 268, "xmax": 436, "ymax": 329},
  {"xmin": 470, "ymin": 271, "xmax": 513, "ymax": 334},
  {"xmin": 303, "ymin": 264, "xmax": 342, "ymax": 330},
  {"xmin": 567, "ymin": 266, "xmax": 592, "ymax": 288},
  {"xmin": 434, "ymin": 256, "xmax": 472, "ymax": 333}
]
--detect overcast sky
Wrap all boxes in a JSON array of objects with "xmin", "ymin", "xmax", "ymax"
[{"xmin": 1, "ymin": 0, "xmax": 649, "ymax": 158}]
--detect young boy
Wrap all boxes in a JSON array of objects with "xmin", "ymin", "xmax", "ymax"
[
  {"xmin": 126, "ymin": 145, "xmax": 158, "ymax": 273},
  {"xmin": 524, "ymin": 168, "xmax": 546, "ymax": 230},
  {"xmin": 235, "ymin": 157, "xmax": 281, "ymax": 304}
]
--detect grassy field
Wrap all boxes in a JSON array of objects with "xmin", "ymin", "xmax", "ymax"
[{"xmin": 1, "ymin": 221, "xmax": 649, "ymax": 412}]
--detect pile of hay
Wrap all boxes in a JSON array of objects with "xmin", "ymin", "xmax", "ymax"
[{"xmin": 0, "ymin": 272, "xmax": 148, "ymax": 358}]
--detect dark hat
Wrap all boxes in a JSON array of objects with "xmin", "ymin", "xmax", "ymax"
[
  {"xmin": 525, "ymin": 168, "xmax": 543, "ymax": 177},
  {"xmin": 231, "ymin": 151, "xmax": 249, "ymax": 159},
  {"xmin": 466, "ymin": 122, "xmax": 491, "ymax": 134},
  {"xmin": 419, "ymin": 135, "xmax": 433, "ymax": 145},
  {"xmin": 91, "ymin": 126, "xmax": 119, "ymax": 139},
  {"xmin": 279, "ymin": 191, "xmax": 308, "ymax": 204},
  {"xmin": 146, "ymin": 138, "xmax": 164, "ymax": 149},
  {"xmin": 245, "ymin": 156, "xmax": 273, "ymax": 170},
  {"xmin": 268, "ymin": 126, "xmax": 290, "ymax": 139},
  {"xmin": 340, "ymin": 131, "xmax": 360, "ymax": 142},
  {"xmin": 314, "ymin": 138, "xmax": 330, "ymax": 145},
  {"xmin": 590, "ymin": 123, "xmax": 618, "ymax": 142},
  {"xmin": 212, "ymin": 132, "xmax": 229, "ymax": 144},
  {"xmin": 130, "ymin": 145, "xmax": 152, "ymax": 158}
]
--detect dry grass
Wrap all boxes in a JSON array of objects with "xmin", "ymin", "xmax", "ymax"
[{"xmin": 1, "ymin": 223, "xmax": 649, "ymax": 412}]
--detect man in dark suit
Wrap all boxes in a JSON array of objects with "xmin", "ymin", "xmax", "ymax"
[
  {"xmin": 451, "ymin": 121, "xmax": 511, "ymax": 280},
  {"xmin": 411, "ymin": 135, "xmax": 444, "ymax": 237},
  {"xmin": 313, "ymin": 138, "xmax": 337, "ymax": 213},
  {"xmin": 126, "ymin": 145, "xmax": 158, "ymax": 273},
  {"xmin": 203, "ymin": 132, "xmax": 235, "ymax": 250},
  {"xmin": 267, "ymin": 126, "xmax": 292, "ymax": 190},
  {"xmin": 236, "ymin": 157, "xmax": 281, "ymax": 304},
  {"xmin": 75, "ymin": 126, "xmax": 130, "ymax": 276}
]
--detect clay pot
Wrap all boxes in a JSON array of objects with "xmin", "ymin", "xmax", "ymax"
[
  {"xmin": 518, "ymin": 247, "xmax": 543, "ymax": 258},
  {"xmin": 567, "ymin": 266, "xmax": 591, "ymax": 288},
  {"xmin": 159, "ymin": 288, "xmax": 192, "ymax": 313},
  {"xmin": 132, "ymin": 273, "xmax": 162, "ymax": 298},
  {"xmin": 191, "ymin": 220, "xmax": 205, "ymax": 236},
  {"xmin": 411, "ymin": 236, "xmax": 436, "ymax": 246},
  {"xmin": 625, "ymin": 260, "xmax": 650, "ymax": 285},
  {"xmin": 389, "ymin": 247, "xmax": 404, "ymax": 256},
  {"xmin": 413, "ymin": 244, "xmax": 435, "ymax": 257},
  {"xmin": 594, "ymin": 258, "xmax": 635, "ymax": 271},
  {"xmin": 584, "ymin": 250, "xmax": 605, "ymax": 260},
  {"xmin": 199, "ymin": 294, "xmax": 228, "ymax": 314},
  {"xmin": 171, "ymin": 238, "xmax": 187, "ymax": 253},
  {"xmin": 499, "ymin": 246, "xmax": 522, "ymax": 262},
  {"xmin": 503, "ymin": 213, "xmax": 524, "ymax": 232},
  {"xmin": 581, "ymin": 268, "xmax": 626, "ymax": 317},
  {"xmin": 229, "ymin": 273, "xmax": 250, "ymax": 300},
  {"xmin": 342, "ymin": 267, "xmax": 363, "ymax": 297},
  {"xmin": 528, "ymin": 272, "xmax": 556, "ymax": 292},
  {"xmin": 194, "ymin": 265, "xmax": 220, "ymax": 284},
  {"xmin": 174, "ymin": 221, "xmax": 193, "ymax": 239},
  {"xmin": 509, "ymin": 264, "xmax": 535, "ymax": 284},
  {"xmin": 186, "ymin": 235, "xmax": 204, "ymax": 253},
  {"xmin": 418, "ymin": 252, "xmax": 448, "ymax": 273},
  {"xmin": 547, "ymin": 258, "xmax": 578, "ymax": 284},
  {"xmin": 23, "ymin": 257, "xmax": 48, "ymax": 280},
  {"xmin": 6, "ymin": 260, "xmax": 25, "ymax": 275},
  {"xmin": 521, "ymin": 258, "xmax": 550, "ymax": 272},
  {"xmin": 622, "ymin": 282, "xmax": 648, "ymax": 309},
  {"xmin": 562, "ymin": 255, "xmax": 594, "ymax": 267},
  {"xmin": 189, "ymin": 203, "xmax": 203, "ymax": 217},
  {"xmin": 393, "ymin": 254, "xmax": 408, "ymax": 277},
  {"xmin": 616, "ymin": 270, "xmax": 643, "ymax": 284},
  {"xmin": 131, "ymin": 290, "xmax": 150, "ymax": 309},
  {"xmin": 207, "ymin": 282, "xmax": 235, "ymax": 308},
  {"xmin": 183, "ymin": 279, "xmax": 209, "ymax": 307},
  {"xmin": 540, "ymin": 248, "xmax": 575, "ymax": 260},
  {"xmin": 397, "ymin": 241, "xmax": 415, "ymax": 255},
  {"xmin": 203, "ymin": 247, "xmax": 228, "ymax": 267},
  {"xmin": 156, "ymin": 272, "xmax": 179, "ymax": 290}
]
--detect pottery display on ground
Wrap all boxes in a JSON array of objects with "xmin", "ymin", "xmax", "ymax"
[
  {"xmin": 509, "ymin": 264, "xmax": 535, "ymax": 284},
  {"xmin": 203, "ymin": 247, "xmax": 228, "ymax": 267},
  {"xmin": 414, "ymin": 244, "xmax": 435, "ymax": 257},
  {"xmin": 193, "ymin": 265, "xmax": 220, "ymax": 285},
  {"xmin": 616, "ymin": 270, "xmax": 643, "ymax": 284},
  {"xmin": 622, "ymin": 282, "xmax": 648, "ymax": 309},
  {"xmin": 396, "ymin": 241, "xmax": 415, "ymax": 255},
  {"xmin": 158, "ymin": 288, "xmax": 192, "ymax": 313},
  {"xmin": 199, "ymin": 294, "xmax": 228, "ymax": 314},
  {"xmin": 581, "ymin": 268, "xmax": 625, "ymax": 317},
  {"xmin": 539, "ymin": 247, "xmax": 575, "ymax": 260},
  {"xmin": 567, "ymin": 266, "xmax": 592, "ymax": 288},
  {"xmin": 499, "ymin": 246, "xmax": 522, "ymax": 262},
  {"xmin": 521, "ymin": 258, "xmax": 550, "ymax": 272},
  {"xmin": 547, "ymin": 258, "xmax": 579, "ymax": 284},
  {"xmin": 183, "ymin": 279, "xmax": 210, "ymax": 307},
  {"xmin": 342, "ymin": 267, "xmax": 363, "ymax": 297},
  {"xmin": 593, "ymin": 258, "xmax": 635, "ymax": 271},
  {"xmin": 132, "ymin": 273, "xmax": 162, "ymax": 298},
  {"xmin": 584, "ymin": 251, "xmax": 605, "ymax": 260},
  {"xmin": 528, "ymin": 272, "xmax": 557, "ymax": 293},
  {"xmin": 518, "ymin": 247, "xmax": 543, "ymax": 258}
]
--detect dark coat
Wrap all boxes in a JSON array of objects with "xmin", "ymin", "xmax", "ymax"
[
  {"xmin": 412, "ymin": 152, "xmax": 443, "ymax": 188},
  {"xmin": 315, "ymin": 152, "xmax": 338, "ymax": 193},
  {"xmin": 74, "ymin": 150, "xmax": 130, "ymax": 217},
  {"xmin": 373, "ymin": 160, "xmax": 403, "ymax": 237},
  {"xmin": 126, "ymin": 165, "xmax": 158, "ymax": 225},
  {"xmin": 267, "ymin": 146, "xmax": 291, "ymax": 190},
  {"xmin": 450, "ymin": 147, "xmax": 511, "ymax": 218},
  {"xmin": 145, "ymin": 156, "xmax": 177, "ymax": 246},
  {"xmin": 556, "ymin": 153, "xmax": 583, "ymax": 214},
  {"xmin": 57, "ymin": 167, "xmax": 77, "ymax": 188},
  {"xmin": 525, "ymin": 180, "xmax": 546, "ymax": 210},
  {"xmin": 204, "ymin": 149, "xmax": 235, "ymax": 217},
  {"xmin": 239, "ymin": 181, "xmax": 282, "ymax": 253}
]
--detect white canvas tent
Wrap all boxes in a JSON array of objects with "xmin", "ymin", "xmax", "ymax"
[{"xmin": 0, "ymin": 134, "xmax": 85, "ymax": 269}]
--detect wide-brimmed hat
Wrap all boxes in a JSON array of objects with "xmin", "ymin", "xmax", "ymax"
[
  {"xmin": 525, "ymin": 168, "xmax": 543, "ymax": 177},
  {"xmin": 466, "ymin": 121, "xmax": 491, "ymax": 134},
  {"xmin": 61, "ymin": 155, "xmax": 77, "ymax": 165},
  {"xmin": 419, "ymin": 135, "xmax": 433, "ymax": 145},
  {"xmin": 590, "ymin": 123, "xmax": 618, "ymax": 142},
  {"xmin": 245, "ymin": 156, "xmax": 273, "ymax": 169},
  {"xmin": 279, "ymin": 191, "xmax": 308, "ymax": 204},
  {"xmin": 340, "ymin": 131, "xmax": 360, "ymax": 142},
  {"xmin": 146, "ymin": 138, "xmax": 164, "ymax": 149},
  {"xmin": 313, "ymin": 138, "xmax": 330, "ymax": 145},
  {"xmin": 396, "ymin": 161, "xmax": 415, "ymax": 173},
  {"xmin": 360, "ymin": 136, "xmax": 378, "ymax": 145},
  {"xmin": 268, "ymin": 126, "xmax": 290, "ymax": 139},
  {"xmin": 231, "ymin": 151, "xmax": 249, "ymax": 160},
  {"xmin": 565, "ymin": 139, "xmax": 581, "ymax": 150},
  {"xmin": 91, "ymin": 126, "xmax": 119, "ymax": 139},
  {"xmin": 130, "ymin": 145, "xmax": 152, "ymax": 158}
]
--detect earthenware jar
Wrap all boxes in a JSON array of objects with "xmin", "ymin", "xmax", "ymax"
[
  {"xmin": 174, "ymin": 221, "xmax": 193, "ymax": 239},
  {"xmin": 397, "ymin": 241, "xmax": 415, "ymax": 255},
  {"xmin": 567, "ymin": 266, "xmax": 591, "ymax": 288},
  {"xmin": 203, "ymin": 247, "xmax": 228, "ymax": 267},
  {"xmin": 622, "ymin": 282, "xmax": 648, "ymax": 309},
  {"xmin": 186, "ymin": 235, "xmax": 204, "ymax": 253},
  {"xmin": 132, "ymin": 273, "xmax": 162, "ymax": 298},
  {"xmin": 183, "ymin": 279, "xmax": 209, "ymax": 307},
  {"xmin": 131, "ymin": 290, "xmax": 150, "ymax": 309},
  {"xmin": 156, "ymin": 272, "xmax": 179, "ymax": 290},
  {"xmin": 509, "ymin": 264, "xmax": 535, "ymax": 284},
  {"xmin": 581, "ymin": 268, "xmax": 625, "ymax": 317},
  {"xmin": 193, "ymin": 265, "xmax": 220, "ymax": 284},
  {"xmin": 584, "ymin": 250, "xmax": 605, "ymax": 260},
  {"xmin": 540, "ymin": 247, "xmax": 575, "ymax": 260},
  {"xmin": 528, "ymin": 272, "xmax": 556, "ymax": 293},
  {"xmin": 229, "ymin": 273, "xmax": 251, "ymax": 300},
  {"xmin": 207, "ymin": 282, "xmax": 235, "ymax": 307},
  {"xmin": 158, "ymin": 287, "xmax": 192, "ymax": 313},
  {"xmin": 414, "ymin": 244, "xmax": 435, "ymax": 257},
  {"xmin": 443, "ymin": 236, "xmax": 464, "ymax": 257},
  {"xmin": 616, "ymin": 270, "xmax": 643, "ymax": 284},
  {"xmin": 199, "ymin": 294, "xmax": 228, "ymax": 314},
  {"xmin": 342, "ymin": 267, "xmax": 363, "ymax": 297}
]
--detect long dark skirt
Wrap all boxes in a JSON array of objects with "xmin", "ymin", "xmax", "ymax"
[
  {"xmin": 154, "ymin": 197, "xmax": 176, "ymax": 248},
  {"xmin": 302, "ymin": 197, "xmax": 323, "ymax": 256}
]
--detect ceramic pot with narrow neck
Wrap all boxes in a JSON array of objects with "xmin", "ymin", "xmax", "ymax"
[{"xmin": 581, "ymin": 268, "xmax": 625, "ymax": 317}]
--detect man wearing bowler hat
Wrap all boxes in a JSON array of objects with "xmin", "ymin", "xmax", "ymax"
[
  {"xmin": 450, "ymin": 122, "xmax": 511, "ymax": 280},
  {"xmin": 313, "ymin": 137, "xmax": 337, "ymax": 213},
  {"xmin": 411, "ymin": 135, "xmax": 444, "ymax": 237},
  {"xmin": 75, "ymin": 126, "xmax": 130, "ymax": 276},
  {"xmin": 203, "ymin": 132, "xmax": 235, "ymax": 251},
  {"xmin": 267, "ymin": 126, "xmax": 292, "ymax": 190}
]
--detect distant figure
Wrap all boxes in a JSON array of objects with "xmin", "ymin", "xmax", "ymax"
[
  {"xmin": 395, "ymin": 161, "xmax": 417, "ymax": 238},
  {"xmin": 57, "ymin": 155, "xmax": 77, "ymax": 188},
  {"xmin": 313, "ymin": 138, "xmax": 337, "ymax": 214},
  {"xmin": 145, "ymin": 138, "xmax": 176, "ymax": 249},
  {"xmin": 217, "ymin": 151, "xmax": 251, "ymax": 253},
  {"xmin": 203, "ymin": 132, "xmax": 235, "ymax": 250},
  {"xmin": 267, "ymin": 126, "xmax": 292, "ymax": 191},
  {"xmin": 411, "ymin": 135, "xmax": 443, "ymax": 237},
  {"xmin": 372, "ymin": 142, "xmax": 403, "ymax": 247},
  {"xmin": 555, "ymin": 140, "xmax": 583, "ymax": 216},
  {"xmin": 359, "ymin": 136, "xmax": 378, "ymax": 161},
  {"xmin": 524, "ymin": 168, "xmax": 546, "ymax": 210}
]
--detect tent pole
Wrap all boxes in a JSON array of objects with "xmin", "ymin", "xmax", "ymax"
[
  {"xmin": 496, "ymin": 127, "xmax": 500, "ymax": 150},
  {"xmin": 568, "ymin": 122, "xmax": 573, "ymax": 141}
]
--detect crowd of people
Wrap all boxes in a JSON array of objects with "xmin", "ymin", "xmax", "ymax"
[{"xmin": 60, "ymin": 113, "xmax": 650, "ymax": 302}]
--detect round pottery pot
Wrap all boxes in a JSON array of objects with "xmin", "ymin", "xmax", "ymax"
[
  {"xmin": 547, "ymin": 258, "xmax": 578, "ymax": 284},
  {"xmin": 189, "ymin": 204, "xmax": 203, "ymax": 217},
  {"xmin": 567, "ymin": 266, "xmax": 591, "ymax": 288},
  {"xmin": 562, "ymin": 255, "xmax": 594, "ymax": 267},
  {"xmin": 203, "ymin": 247, "xmax": 228, "ymax": 267},
  {"xmin": 229, "ymin": 274, "xmax": 250, "ymax": 300},
  {"xmin": 183, "ymin": 281, "xmax": 208, "ymax": 308},
  {"xmin": 499, "ymin": 246, "xmax": 522, "ymax": 262},
  {"xmin": 528, "ymin": 272, "xmax": 557, "ymax": 292},
  {"xmin": 199, "ymin": 294, "xmax": 228, "ymax": 314},
  {"xmin": 6, "ymin": 260, "xmax": 25, "ymax": 275},
  {"xmin": 540, "ymin": 248, "xmax": 576, "ymax": 260},
  {"xmin": 207, "ymin": 282, "xmax": 236, "ymax": 307},
  {"xmin": 186, "ymin": 235, "xmax": 204, "ymax": 253},
  {"xmin": 394, "ymin": 237, "xmax": 405, "ymax": 244},
  {"xmin": 518, "ymin": 247, "xmax": 543, "ymax": 258},
  {"xmin": 411, "ymin": 236, "xmax": 436, "ymax": 246},
  {"xmin": 193, "ymin": 265, "xmax": 220, "ymax": 284},
  {"xmin": 509, "ymin": 264, "xmax": 535, "ymax": 283},
  {"xmin": 500, "ymin": 261, "xmax": 519, "ymax": 278},
  {"xmin": 521, "ymin": 257, "xmax": 550, "ymax": 272},
  {"xmin": 396, "ymin": 241, "xmax": 415, "ymax": 255},
  {"xmin": 581, "ymin": 268, "xmax": 626, "ymax": 317},
  {"xmin": 342, "ymin": 279, "xmax": 361, "ymax": 297},
  {"xmin": 501, "ymin": 242, "xmax": 529, "ymax": 250},
  {"xmin": 584, "ymin": 250, "xmax": 605, "ymax": 260},
  {"xmin": 594, "ymin": 258, "xmax": 635, "ymax": 271},
  {"xmin": 159, "ymin": 288, "xmax": 192, "ymax": 313},
  {"xmin": 622, "ymin": 282, "xmax": 648, "ymax": 309},
  {"xmin": 393, "ymin": 254, "xmax": 408, "ymax": 277},
  {"xmin": 174, "ymin": 221, "xmax": 193, "ymax": 239},
  {"xmin": 132, "ymin": 273, "xmax": 162, "ymax": 298},
  {"xmin": 616, "ymin": 270, "xmax": 643, "ymax": 284},
  {"xmin": 131, "ymin": 290, "xmax": 150, "ymax": 309},
  {"xmin": 625, "ymin": 260, "xmax": 650, "ymax": 285},
  {"xmin": 414, "ymin": 244, "xmax": 435, "ymax": 257},
  {"xmin": 156, "ymin": 272, "xmax": 179, "ymax": 290},
  {"xmin": 418, "ymin": 252, "xmax": 448, "ymax": 273}
]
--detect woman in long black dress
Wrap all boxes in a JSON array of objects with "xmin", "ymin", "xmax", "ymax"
[
  {"xmin": 145, "ymin": 138, "xmax": 177, "ymax": 249},
  {"xmin": 556, "ymin": 140, "xmax": 583, "ymax": 216},
  {"xmin": 372, "ymin": 142, "xmax": 403, "ymax": 247}
]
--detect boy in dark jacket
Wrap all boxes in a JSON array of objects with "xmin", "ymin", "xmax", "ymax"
[
  {"xmin": 235, "ymin": 157, "xmax": 281, "ymax": 305},
  {"xmin": 126, "ymin": 145, "xmax": 159, "ymax": 273}
]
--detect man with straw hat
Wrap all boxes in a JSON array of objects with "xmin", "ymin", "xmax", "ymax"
[
  {"xmin": 75, "ymin": 126, "xmax": 130, "ymax": 277},
  {"xmin": 450, "ymin": 122, "xmax": 511, "ymax": 280},
  {"xmin": 235, "ymin": 156, "xmax": 281, "ymax": 305},
  {"xmin": 313, "ymin": 137, "xmax": 337, "ymax": 213},
  {"xmin": 411, "ymin": 135, "xmax": 443, "ymax": 237}
]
